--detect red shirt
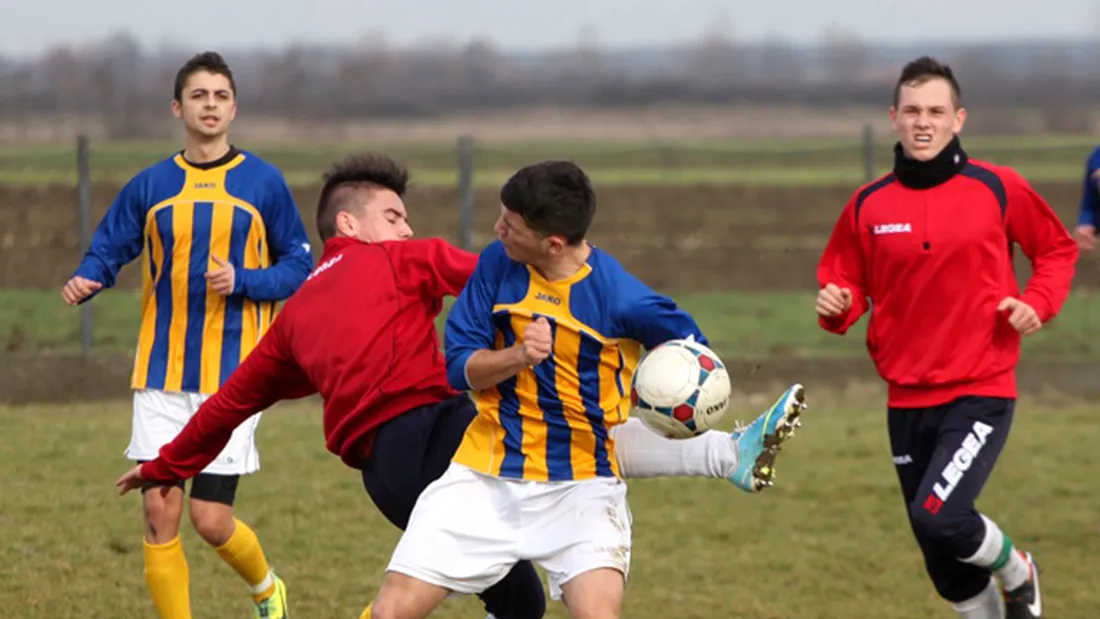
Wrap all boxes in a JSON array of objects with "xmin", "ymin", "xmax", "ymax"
[
  {"xmin": 142, "ymin": 236, "xmax": 478, "ymax": 482},
  {"xmin": 817, "ymin": 160, "xmax": 1078, "ymax": 408}
]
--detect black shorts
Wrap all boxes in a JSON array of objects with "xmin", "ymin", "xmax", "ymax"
[
  {"xmin": 360, "ymin": 394, "xmax": 478, "ymax": 529},
  {"xmin": 139, "ymin": 462, "xmax": 241, "ymax": 507}
]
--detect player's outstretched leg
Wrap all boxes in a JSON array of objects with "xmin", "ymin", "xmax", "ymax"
[
  {"xmin": 610, "ymin": 383, "xmax": 808, "ymax": 489},
  {"xmin": 729, "ymin": 383, "xmax": 807, "ymax": 492}
]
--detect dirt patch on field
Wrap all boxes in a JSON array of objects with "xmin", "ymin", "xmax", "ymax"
[
  {"xmin": 3, "ymin": 180, "xmax": 1094, "ymax": 293},
  {"xmin": 2, "ymin": 351, "xmax": 1097, "ymax": 406}
]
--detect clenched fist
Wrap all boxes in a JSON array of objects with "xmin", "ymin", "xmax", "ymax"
[
  {"xmin": 997, "ymin": 297, "xmax": 1041, "ymax": 336},
  {"xmin": 205, "ymin": 255, "xmax": 236, "ymax": 295},
  {"xmin": 61, "ymin": 276, "xmax": 103, "ymax": 305},
  {"xmin": 1074, "ymin": 224, "xmax": 1096, "ymax": 252},
  {"xmin": 816, "ymin": 283, "xmax": 853, "ymax": 317},
  {"xmin": 520, "ymin": 316, "xmax": 552, "ymax": 366}
]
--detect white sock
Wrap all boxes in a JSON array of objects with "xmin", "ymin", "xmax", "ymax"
[
  {"xmin": 610, "ymin": 418, "xmax": 738, "ymax": 479},
  {"xmin": 951, "ymin": 578, "xmax": 1003, "ymax": 619},
  {"xmin": 960, "ymin": 514, "xmax": 1031, "ymax": 591}
]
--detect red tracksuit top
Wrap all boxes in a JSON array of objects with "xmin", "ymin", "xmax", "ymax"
[
  {"xmin": 817, "ymin": 151, "xmax": 1077, "ymax": 408},
  {"xmin": 142, "ymin": 236, "xmax": 478, "ymax": 482}
]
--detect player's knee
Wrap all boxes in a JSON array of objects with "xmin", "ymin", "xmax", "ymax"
[
  {"xmin": 142, "ymin": 487, "xmax": 184, "ymax": 543},
  {"xmin": 188, "ymin": 500, "xmax": 235, "ymax": 547},
  {"xmin": 908, "ymin": 498, "xmax": 979, "ymax": 552}
]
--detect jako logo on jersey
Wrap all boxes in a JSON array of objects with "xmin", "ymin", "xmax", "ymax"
[
  {"xmin": 873, "ymin": 223, "xmax": 912, "ymax": 235},
  {"xmin": 306, "ymin": 254, "xmax": 343, "ymax": 281},
  {"xmin": 923, "ymin": 420, "xmax": 994, "ymax": 515},
  {"xmin": 536, "ymin": 292, "xmax": 562, "ymax": 305},
  {"xmin": 193, "ymin": 182, "xmax": 217, "ymax": 190}
]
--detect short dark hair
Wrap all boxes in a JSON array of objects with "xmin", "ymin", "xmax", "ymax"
[
  {"xmin": 174, "ymin": 51, "xmax": 237, "ymax": 102},
  {"xmin": 500, "ymin": 160, "xmax": 595, "ymax": 245},
  {"xmin": 315, "ymin": 154, "xmax": 411, "ymax": 241},
  {"xmin": 893, "ymin": 56, "xmax": 961, "ymax": 108}
]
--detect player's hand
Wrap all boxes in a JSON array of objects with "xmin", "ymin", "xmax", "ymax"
[
  {"xmin": 1073, "ymin": 224, "xmax": 1096, "ymax": 251},
  {"xmin": 997, "ymin": 297, "xmax": 1042, "ymax": 336},
  {"xmin": 114, "ymin": 464, "xmax": 147, "ymax": 496},
  {"xmin": 206, "ymin": 255, "xmax": 236, "ymax": 295},
  {"xmin": 815, "ymin": 283, "xmax": 852, "ymax": 317},
  {"xmin": 61, "ymin": 276, "xmax": 102, "ymax": 305},
  {"xmin": 520, "ymin": 316, "xmax": 552, "ymax": 366}
]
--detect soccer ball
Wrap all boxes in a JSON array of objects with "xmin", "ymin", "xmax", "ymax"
[{"xmin": 630, "ymin": 338, "xmax": 731, "ymax": 439}]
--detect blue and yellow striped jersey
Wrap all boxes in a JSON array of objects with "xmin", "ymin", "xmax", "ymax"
[
  {"xmin": 444, "ymin": 240, "xmax": 708, "ymax": 482},
  {"xmin": 73, "ymin": 148, "xmax": 313, "ymax": 395}
]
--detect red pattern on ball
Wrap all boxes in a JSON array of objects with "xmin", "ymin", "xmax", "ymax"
[
  {"xmin": 697, "ymin": 354, "xmax": 716, "ymax": 371},
  {"xmin": 673, "ymin": 404, "xmax": 694, "ymax": 422}
]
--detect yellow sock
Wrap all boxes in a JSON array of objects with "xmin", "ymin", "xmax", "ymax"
[
  {"xmin": 214, "ymin": 518, "xmax": 276, "ymax": 603},
  {"xmin": 143, "ymin": 535, "xmax": 192, "ymax": 619},
  {"xmin": 359, "ymin": 603, "xmax": 372, "ymax": 619}
]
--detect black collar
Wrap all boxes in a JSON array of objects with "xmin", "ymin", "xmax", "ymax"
[
  {"xmin": 892, "ymin": 135, "xmax": 968, "ymax": 189},
  {"xmin": 180, "ymin": 145, "xmax": 240, "ymax": 170}
]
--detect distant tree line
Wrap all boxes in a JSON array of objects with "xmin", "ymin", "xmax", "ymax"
[{"xmin": 2, "ymin": 29, "xmax": 1100, "ymax": 140}]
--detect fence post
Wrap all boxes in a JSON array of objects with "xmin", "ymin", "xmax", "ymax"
[
  {"xmin": 77, "ymin": 134, "xmax": 93, "ymax": 356},
  {"xmin": 862, "ymin": 124, "xmax": 875, "ymax": 182},
  {"xmin": 457, "ymin": 135, "xmax": 476, "ymax": 250}
]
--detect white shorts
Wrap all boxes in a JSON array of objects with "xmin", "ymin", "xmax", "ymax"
[
  {"xmin": 125, "ymin": 388, "xmax": 262, "ymax": 476},
  {"xmin": 387, "ymin": 463, "xmax": 632, "ymax": 600}
]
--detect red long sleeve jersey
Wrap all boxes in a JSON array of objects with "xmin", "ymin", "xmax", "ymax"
[
  {"xmin": 817, "ymin": 160, "xmax": 1078, "ymax": 408},
  {"xmin": 142, "ymin": 236, "xmax": 478, "ymax": 482}
]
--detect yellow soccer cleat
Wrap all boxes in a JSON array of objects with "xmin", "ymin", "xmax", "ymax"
[{"xmin": 253, "ymin": 573, "xmax": 288, "ymax": 619}]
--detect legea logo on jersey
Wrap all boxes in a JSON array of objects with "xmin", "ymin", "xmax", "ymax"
[{"xmin": 873, "ymin": 223, "xmax": 912, "ymax": 235}]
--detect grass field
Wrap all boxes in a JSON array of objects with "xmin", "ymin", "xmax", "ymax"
[
  {"xmin": 2, "ymin": 391, "xmax": 1098, "ymax": 618},
  {"xmin": 5, "ymin": 288, "xmax": 1100, "ymax": 360},
  {"xmin": 2, "ymin": 134, "xmax": 1099, "ymax": 188}
]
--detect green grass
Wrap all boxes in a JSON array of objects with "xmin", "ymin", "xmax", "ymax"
[
  {"xmin": 2, "ymin": 135, "xmax": 1098, "ymax": 188},
  {"xmin": 2, "ymin": 393, "xmax": 1097, "ymax": 618},
  {"xmin": 6, "ymin": 288, "xmax": 1100, "ymax": 360}
]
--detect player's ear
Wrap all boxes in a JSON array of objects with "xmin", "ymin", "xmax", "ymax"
[{"xmin": 171, "ymin": 99, "xmax": 183, "ymax": 119}]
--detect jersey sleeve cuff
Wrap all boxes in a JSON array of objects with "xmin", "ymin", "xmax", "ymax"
[{"xmin": 447, "ymin": 350, "xmax": 475, "ymax": 392}]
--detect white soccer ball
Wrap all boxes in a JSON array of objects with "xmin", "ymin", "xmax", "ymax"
[{"xmin": 630, "ymin": 338, "xmax": 731, "ymax": 439}]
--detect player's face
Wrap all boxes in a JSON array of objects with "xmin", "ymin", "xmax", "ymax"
[
  {"xmin": 890, "ymin": 77, "xmax": 966, "ymax": 162},
  {"xmin": 338, "ymin": 188, "xmax": 413, "ymax": 243},
  {"xmin": 493, "ymin": 205, "xmax": 564, "ymax": 264},
  {"xmin": 171, "ymin": 71, "xmax": 237, "ymax": 140}
]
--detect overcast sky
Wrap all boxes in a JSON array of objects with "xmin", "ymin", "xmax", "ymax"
[{"xmin": 3, "ymin": 0, "xmax": 1099, "ymax": 57}]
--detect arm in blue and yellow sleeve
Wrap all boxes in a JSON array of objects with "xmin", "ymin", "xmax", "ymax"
[
  {"xmin": 71, "ymin": 175, "xmax": 147, "ymax": 302},
  {"xmin": 444, "ymin": 243, "xmax": 503, "ymax": 391},
  {"xmin": 236, "ymin": 173, "xmax": 314, "ymax": 301},
  {"xmin": 1078, "ymin": 149, "xmax": 1100, "ymax": 228},
  {"xmin": 615, "ymin": 272, "xmax": 709, "ymax": 350}
]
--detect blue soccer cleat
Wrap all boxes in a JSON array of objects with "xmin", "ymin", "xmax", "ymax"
[{"xmin": 729, "ymin": 383, "xmax": 807, "ymax": 493}]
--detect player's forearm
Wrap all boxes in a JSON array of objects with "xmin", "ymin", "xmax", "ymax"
[
  {"xmin": 237, "ymin": 259, "xmax": 312, "ymax": 301},
  {"xmin": 459, "ymin": 347, "xmax": 529, "ymax": 391}
]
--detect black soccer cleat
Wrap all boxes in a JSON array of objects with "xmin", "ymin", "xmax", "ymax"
[{"xmin": 1003, "ymin": 552, "xmax": 1042, "ymax": 619}]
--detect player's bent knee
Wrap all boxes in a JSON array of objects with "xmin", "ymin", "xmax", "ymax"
[
  {"xmin": 188, "ymin": 498, "xmax": 235, "ymax": 546},
  {"xmin": 372, "ymin": 571, "xmax": 451, "ymax": 619},
  {"xmin": 141, "ymin": 486, "xmax": 184, "ymax": 543},
  {"xmin": 559, "ymin": 567, "xmax": 624, "ymax": 619},
  {"xmin": 908, "ymin": 499, "xmax": 979, "ymax": 552}
]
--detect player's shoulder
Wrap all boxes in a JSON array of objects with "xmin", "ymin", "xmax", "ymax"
[
  {"xmin": 232, "ymin": 149, "xmax": 289, "ymax": 183},
  {"xmin": 116, "ymin": 153, "xmax": 188, "ymax": 201},
  {"xmin": 848, "ymin": 171, "xmax": 899, "ymax": 206},
  {"xmin": 587, "ymin": 245, "xmax": 651, "ymax": 297},
  {"xmin": 964, "ymin": 158, "xmax": 1030, "ymax": 190}
]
